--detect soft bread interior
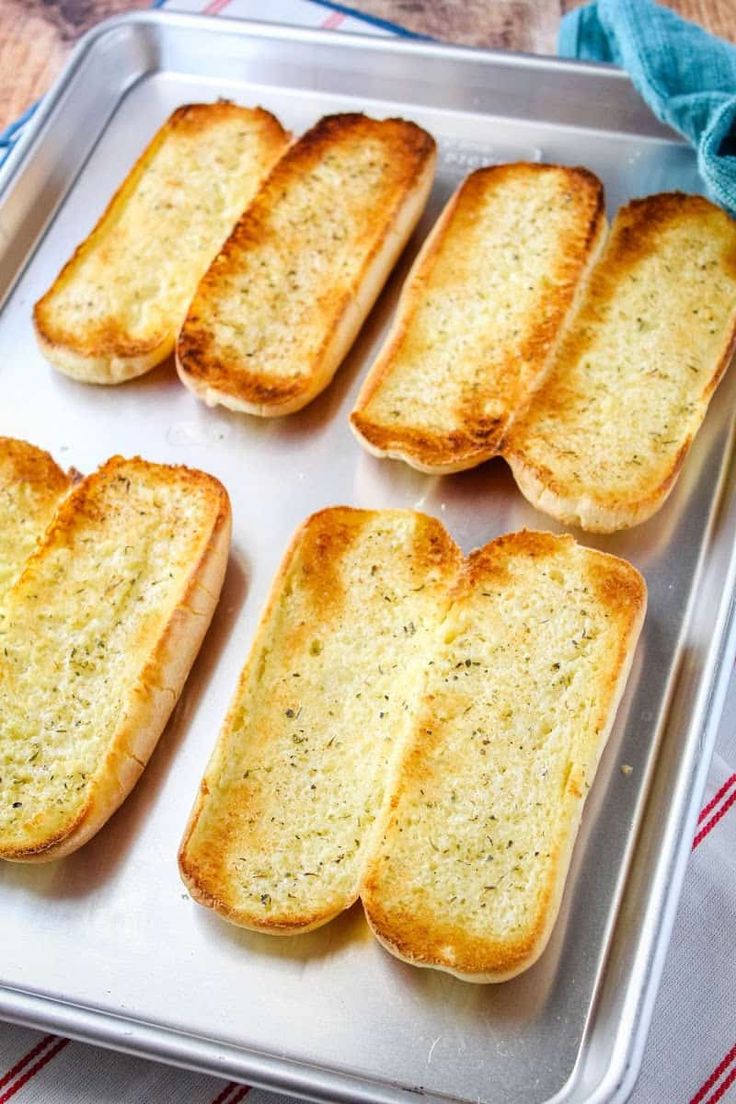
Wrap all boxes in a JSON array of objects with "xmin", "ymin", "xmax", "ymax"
[
  {"xmin": 34, "ymin": 103, "xmax": 290, "ymax": 383},
  {"xmin": 504, "ymin": 193, "xmax": 736, "ymax": 531},
  {"xmin": 0, "ymin": 455, "xmax": 230, "ymax": 861}
]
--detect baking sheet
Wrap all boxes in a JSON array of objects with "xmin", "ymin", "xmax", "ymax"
[{"xmin": 1, "ymin": 14, "xmax": 736, "ymax": 1104}]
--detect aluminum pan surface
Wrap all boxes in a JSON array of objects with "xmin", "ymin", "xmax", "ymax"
[{"xmin": 0, "ymin": 15, "xmax": 734, "ymax": 1104}]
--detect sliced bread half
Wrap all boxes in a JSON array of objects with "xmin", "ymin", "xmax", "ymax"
[
  {"xmin": 0, "ymin": 455, "xmax": 231, "ymax": 861},
  {"xmin": 176, "ymin": 113, "xmax": 436, "ymax": 415},
  {"xmin": 34, "ymin": 103, "xmax": 289, "ymax": 384},
  {"xmin": 179, "ymin": 507, "xmax": 461, "ymax": 932},
  {"xmin": 504, "ymin": 193, "xmax": 736, "ymax": 531},
  {"xmin": 361, "ymin": 530, "xmax": 646, "ymax": 981},
  {"xmin": 350, "ymin": 163, "xmax": 605, "ymax": 473}
]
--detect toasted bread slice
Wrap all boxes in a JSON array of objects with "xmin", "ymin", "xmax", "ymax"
[
  {"xmin": 361, "ymin": 530, "xmax": 646, "ymax": 982},
  {"xmin": 350, "ymin": 163, "xmax": 606, "ymax": 473},
  {"xmin": 176, "ymin": 113, "xmax": 436, "ymax": 416},
  {"xmin": 179, "ymin": 507, "xmax": 461, "ymax": 932},
  {"xmin": 0, "ymin": 438, "xmax": 72, "ymax": 599},
  {"xmin": 34, "ymin": 103, "xmax": 289, "ymax": 384},
  {"xmin": 0, "ymin": 456, "xmax": 231, "ymax": 862},
  {"xmin": 504, "ymin": 193, "xmax": 736, "ymax": 532}
]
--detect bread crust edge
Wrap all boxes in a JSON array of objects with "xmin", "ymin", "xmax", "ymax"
[
  {"xmin": 350, "ymin": 164, "xmax": 607, "ymax": 473},
  {"xmin": 360, "ymin": 534, "xmax": 647, "ymax": 981},
  {"xmin": 0, "ymin": 458, "xmax": 232, "ymax": 862},
  {"xmin": 33, "ymin": 103, "xmax": 289, "ymax": 385},
  {"xmin": 178, "ymin": 506, "xmax": 374, "ymax": 929},
  {"xmin": 176, "ymin": 116, "xmax": 437, "ymax": 417}
]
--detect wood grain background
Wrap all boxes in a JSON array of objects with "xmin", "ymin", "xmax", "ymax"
[{"xmin": 1, "ymin": 0, "xmax": 735, "ymax": 131}]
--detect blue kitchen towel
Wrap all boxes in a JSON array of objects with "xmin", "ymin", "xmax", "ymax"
[{"xmin": 559, "ymin": 0, "xmax": 736, "ymax": 215}]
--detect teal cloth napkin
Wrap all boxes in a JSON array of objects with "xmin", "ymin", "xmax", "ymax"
[{"xmin": 559, "ymin": 0, "xmax": 736, "ymax": 214}]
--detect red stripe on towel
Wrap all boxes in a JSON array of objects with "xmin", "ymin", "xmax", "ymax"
[
  {"xmin": 698, "ymin": 773, "xmax": 736, "ymax": 824},
  {"xmin": 208, "ymin": 1081, "xmax": 250, "ymax": 1104},
  {"xmin": 704, "ymin": 1063, "xmax": 736, "ymax": 1104},
  {"xmin": 693, "ymin": 788, "xmax": 736, "ymax": 850},
  {"xmin": 0, "ymin": 1038, "xmax": 68, "ymax": 1103},
  {"xmin": 321, "ymin": 11, "xmax": 346, "ymax": 28},
  {"xmin": 689, "ymin": 1042, "xmax": 736, "ymax": 1104},
  {"xmin": 0, "ymin": 1037, "xmax": 57, "ymax": 1091}
]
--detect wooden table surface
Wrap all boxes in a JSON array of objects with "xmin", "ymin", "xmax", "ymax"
[{"xmin": 0, "ymin": 0, "xmax": 735, "ymax": 132}]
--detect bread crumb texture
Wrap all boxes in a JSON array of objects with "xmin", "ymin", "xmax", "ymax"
[
  {"xmin": 181, "ymin": 513, "xmax": 645, "ymax": 982},
  {"xmin": 352, "ymin": 163, "xmax": 604, "ymax": 469},
  {"xmin": 177, "ymin": 113, "xmax": 436, "ymax": 409},
  {"xmin": 361, "ymin": 530, "xmax": 645, "ymax": 980},
  {"xmin": 180, "ymin": 507, "xmax": 461, "ymax": 931},
  {"xmin": 0, "ymin": 455, "xmax": 226, "ymax": 858},
  {"xmin": 0, "ymin": 438, "xmax": 71, "ymax": 601},
  {"xmin": 34, "ymin": 103, "xmax": 289, "ymax": 366},
  {"xmin": 505, "ymin": 193, "xmax": 736, "ymax": 530}
]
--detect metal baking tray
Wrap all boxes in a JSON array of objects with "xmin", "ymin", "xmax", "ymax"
[{"xmin": 1, "ymin": 13, "xmax": 735, "ymax": 1104}]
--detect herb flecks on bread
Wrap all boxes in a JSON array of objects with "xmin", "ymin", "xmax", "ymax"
[
  {"xmin": 505, "ymin": 193, "xmax": 736, "ymax": 531},
  {"xmin": 34, "ymin": 103, "xmax": 289, "ymax": 383},
  {"xmin": 180, "ymin": 511, "xmax": 645, "ymax": 983},
  {"xmin": 352, "ymin": 163, "xmax": 605, "ymax": 473},
  {"xmin": 0, "ymin": 455, "xmax": 231, "ymax": 861}
]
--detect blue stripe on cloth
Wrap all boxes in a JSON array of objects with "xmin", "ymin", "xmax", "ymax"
[{"xmin": 0, "ymin": 100, "xmax": 40, "ymax": 167}]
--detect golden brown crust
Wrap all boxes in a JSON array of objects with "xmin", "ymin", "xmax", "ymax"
[
  {"xmin": 0, "ymin": 455, "xmax": 231, "ymax": 862},
  {"xmin": 178, "ymin": 506, "xmax": 375, "ymax": 929},
  {"xmin": 176, "ymin": 113, "xmax": 436, "ymax": 415},
  {"xmin": 0, "ymin": 438, "xmax": 74, "ymax": 602},
  {"xmin": 505, "ymin": 437, "xmax": 696, "ymax": 534},
  {"xmin": 504, "ymin": 192, "xmax": 736, "ymax": 532},
  {"xmin": 179, "ymin": 856, "xmax": 348, "ymax": 936},
  {"xmin": 360, "ymin": 529, "xmax": 646, "ymax": 981},
  {"xmin": 0, "ymin": 437, "xmax": 71, "ymax": 499},
  {"xmin": 292, "ymin": 506, "xmax": 370, "ymax": 616},
  {"xmin": 351, "ymin": 163, "xmax": 606, "ymax": 473},
  {"xmin": 179, "ymin": 507, "xmax": 462, "ymax": 932},
  {"xmin": 467, "ymin": 527, "xmax": 570, "ymax": 571},
  {"xmin": 33, "ymin": 103, "xmax": 289, "ymax": 384},
  {"xmin": 180, "ymin": 516, "xmax": 645, "ymax": 980},
  {"xmin": 604, "ymin": 192, "xmax": 736, "ymax": 284},
  {"xmin": 362, "ymin": 892, "xmax": 542, "ymax": 979}
]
